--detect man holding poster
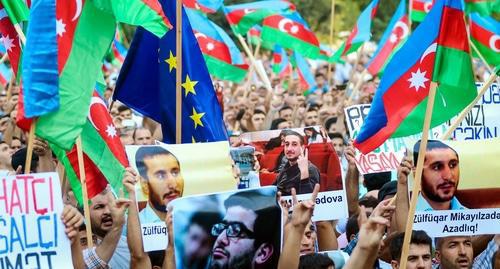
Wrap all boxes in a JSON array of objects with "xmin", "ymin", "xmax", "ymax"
[{"xmin": 274, "ymin": 130, "xmax": 320, "ymax": 196}]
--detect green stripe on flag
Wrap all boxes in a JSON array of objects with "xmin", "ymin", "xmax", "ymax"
[
  {"xmin": 0, "ymin": 0, "xmax": 29, "ymax": 24},
  {"xmin": 465, "ymin": 0, "xmax": 500, "ymax": 16},
  {"xmin": 231, "ymin": 10, "xmax": 275, "ymax": 35},
  {"xmin": 261, "ymin": 26, "xmax": 319, "ymax": 58},
  {"xmin": 471, "ymin": 38, "xmax": 500, "ymax": 66},
  {"xmin": 204, "ymin": 55, "xmax": 248, "ymax": 83},
  {"xmin": 433, "ymin": 47, "xmax": 476, "ymax": 89},
  {"xmin": 51, "ymin": 144, "xmax": 84, "ymax": 205},
  {"xmin": 36, "ymin": 3, "xmax": 116, "ymax": 150},
  {"xmin": 410, "ymin": 10, "xmax": 427, "ymax": 22}
]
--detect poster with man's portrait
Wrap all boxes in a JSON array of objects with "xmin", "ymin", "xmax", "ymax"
[
  {"xmin": 170, "ymin": 186, "xmax": 281, "ymax": 269},
  {"xmin": 125, "ymin": 141, "xmax": 236, "ymax": 251},
  {"xmin": 411, "ymin": 138, "xmax": 500, "ymax": 237},
  {"xmin": 238, "ymin": 126, "xmax": 348, "ymax": 221}
]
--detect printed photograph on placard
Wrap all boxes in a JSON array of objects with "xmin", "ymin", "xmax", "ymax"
[
  {"xmin": 125, "ymin": 142, "xmax": 236, "ymax": 251},
  {"xmin": 410, "ymin": 138, "xmax": 500, "ymax": 237},
  {"xmin": 238, "ymin": 126, "xmax": 348, "ymax": 221},
  {"xmin": 230, "ymin": 146, "xmax": 261, "ymax": 189},
  {"xmin": 170, "ymin": 187, "xmax": 281, "ymax": 269}
]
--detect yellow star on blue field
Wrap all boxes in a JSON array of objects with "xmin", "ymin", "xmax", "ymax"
[
  {"xmin": 182, "ymin": 74, "xmax": 198, "ymax": 96},
  {"xmin": 164, "ymin": 51, "xmax": 177, "ymax": 72},
  {"xmin": 190, "ymin": 107, "xmax": 205, "ymax": 129}
]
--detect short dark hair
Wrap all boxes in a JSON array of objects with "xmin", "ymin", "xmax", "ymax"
[
  {"xmin": 279, "ymin": 106, "xmax": 293, "ymax": 114},
  {"xmin": 413, "ymin": 139, "xmax": 459, "ymax": 165},
  {"xmin": 328, "ymin": 132, "xmax": 344, "ymax": 142},
  {"xmin": 135, "ymin": 146, "xmax": 177, "ymax": 180},
  {"xmin": 346, "ymin": 214, "xmax": 360, "ymax": 242},
  {"xmin": 298, "ymin": 253, "xmax": 334, "ymax": 269},
  {"xmin": 117, "ymin": 105, "xmax": 131, "ymax": 113},
  {"xmin": 224, "ymin": 190, "xmax": 281, "ymax": 268},
  {"xmin": 358, "ymin": 196, "xmax": 379, "ymax": 209},
  {"xmin": 325, "ymin": 117, "xmax": 338, "ymax": 130},
  {"xmin": 390, "ymin": 231, "xmax": 432, "ymax": 261},
  {"xmin": 189, "ymin": 211, "xmax": 222, "ymax": 235},
  {"xmin": 363, "ymin": 172, "xmax": 392, "ymax": 192},
  {"xmin": 132, "ymin": 127, "xmax": 151, "ymax": 140},
  {"xmin": 253, "ymin": 109, "xmax": 266, "ymax": 116},
  {"xmin": 270, "ymin": 118, "xmax": 288, "ymax": 130},
  {"xmin": 284, "ymin": 130, "xmax": 305, "ymax": 146}
]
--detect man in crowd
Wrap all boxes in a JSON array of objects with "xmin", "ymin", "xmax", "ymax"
[
  {"xmin": 133, "ymin": 127, "xmax": 153, "ymax": 145},
  {"xmin": 304, "ymin": 107, "xmax": 320, "ymax": 127},
  {"xmin": 135, "ymin": 146, "xmax": 184, "ymax": 223},
  {"xmin": 435, "ymin": 236, "xmax": 473, "ymax": 269},
  {"xmin": 0, "ymin": 141, "xmax": 13, "ymax": 175},
  {"xmin": 390, "ymin": 231, "xmax": 433, "ymax": 269},
  {"xmin": 209, "ymin": 190, "xmax": 281, "ymax": 269},
  {"xmin": 274, "ymin": 130, "xmax": 320, "ymax": 196}
]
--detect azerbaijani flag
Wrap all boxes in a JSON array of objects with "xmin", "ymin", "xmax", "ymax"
[
  {"xmin": 411, "ymin": 0, "xmax": 434, "ymax": 22},
  {"xmin": 469, "ymin": 13, "xmax": 500, "ymax": 66},
  {"xmin": 0, "ymin": 1, "xmax": 27, "ymax": 76},
  {"xmin": 51, "ymin": 89, "xmax": 129, "ymax": 204},
  {"xmin": 183, "ymin": 0, "xmax": 223, "ymax": 14},
  {"xmin": 186, "ymin": 8, "xmax": 248, "ymax": 82},
  {"xmin": 0, "ymin": 62, "xmax": 11, "ymax": 86},
  {"xmin": 22, "ymin": 0, "xmax": 171, "ymax": 150},
  {"xmin": 248, "ymin": 25, "xmax": 274, "ymax": 50},
  {"xmin": 223, "ymin": 0, "xmax": 295, "ymax": 36},
  {"xmin": 272, "ymin": 45, "xmax": 291, "ymax": 77},
  {"xmin": 110, "ymin": 38, "xmax": 128, "ymax": 66},
  {"xmin": 464, "ymin": 0, "xmax": 500, "ymax": 16},
  {"xmin": 354, "ymin": 0, "xmax": 477, "ymax": 154},
  {"xmin": 367, "ymin": 0, "xmax": 409, "ymax": 76},
  {"xmin": 332, "ymin": 0, "xmax": 379, "ymax": 60},
  {"xmin": 292, "ymin": 52, "xmax": 316, "ymax": 92},
  {"xmin": 261, "ymin": 11, "xmax": 320, "ymax": 58}
]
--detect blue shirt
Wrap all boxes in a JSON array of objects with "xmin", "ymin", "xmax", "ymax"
[
  {"xmin": 139, "ymin": 203, "xmax": 162, "ymax": 224},
  {"xmin": 416, "ymin": 193, "xmax": 466, "ymax": 211}
]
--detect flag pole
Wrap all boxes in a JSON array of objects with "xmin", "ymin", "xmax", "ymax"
[
  {"xmin": 6, "ymin": 73, "xmax": 15, "ymax": 100},
  {"xmin": 76, "ymin": 136, "xmax": 94, "ymax": 248},
  {"xmin": 408, "ymin": 0, "xmax": 413, "ymax": 31},
  {"xmin": 399, "ymin": 81, "xmax": 438, "ymax": 269},
  {"xmin": 243, "ymin": 40, "xmax": 261, "ymax": 98},
  {"xmin": 347, "ymin": 69, "xmax": 368, "ymax": 104},
  {"xmin": 236, "ymin": 34, "xmax": 273, "ymax": 92},
  {"xmin": 13, "ymin": 24, "xmax": 26, "ymax": 44},
  {"xmin": 175, "ymin": 0, "xmax": 183, "ymax": 144},
  {"xmin": 327, "ymin": 0, "xmax": 336, "ymax": 88},
  {"xmin": 24, "ymin": 119, "xmax": 37, "ymax": 174},
  {"xmin": 440, "ymin": 72, "xmax": 498, "ymax": 140},
  {"xmin": 469, "ymin": 40, "xmax": 495, "ymax": 75},
  {"xmin": 347, "ymin": 44, "xmax": 365, "ymax": 103},
  {"xmin": 0, "ymin": 53, "xmax": 8, "ymax": 64}
]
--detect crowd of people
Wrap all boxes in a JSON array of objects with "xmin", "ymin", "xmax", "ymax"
[{"xmin": 0, "ymin": 42, "xmax": 497, "ymax": 269}]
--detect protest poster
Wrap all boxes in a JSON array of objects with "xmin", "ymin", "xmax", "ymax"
[
  {"xmin": 448, "ymin": 82, "xmax": 499, "ymax": 140},
  {"xmin": 125, "ymin": 141, "xmax": 236, "ymax": 251},
  {"xmin": 170, "ymin": 186, "xmax": 281, "ymax": 269},
  {"xmin": 239, "ymin": 126, "xmax": 347, "ymax": 221},
  {"xmin": 344, "ymin": 104, "xmax": 447, "ymax": 174},
  {"xmin": 0, "ymin": 173, "xmax": 73, "ymax": 268},
  {"xmin": 230, "ymin": 146, "xmax": 261, "ymax": 189},
  {"xmin": 410, "ymin": 138, "xmax": 500, "ymax": 237}
]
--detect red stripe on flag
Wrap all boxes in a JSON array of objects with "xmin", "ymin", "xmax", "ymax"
[
  {"xmin": 412, "ymin": 1, "xmax": 434, "ymax": 13},
  {"xmin": 67, "ymin": 147, "xmax": 109, "ymax": 199},
  {"xmin": 226, "ymin": 9, "xmax": 253, "ymax": 26},
  {"xmin": 470, "ymin": 20, "xmax": 496, "ymax": 49},
  {"xmin": 264, "ymin": 15, "xmax": 319, "ymax": 47},
  {"xmin": 194, "ymin": 31, "xmax": 232, "ymax": 63},
  {"xmin": 437, "ymin": 7, "xmax": 469, "ymax": 52},
  {"xmin": 342, "ymin": 26, "xmax": 359, "ymax": 55},
  {"xmin": 56, "ymin": 0, "xmax": 83, "ymax": 73}
]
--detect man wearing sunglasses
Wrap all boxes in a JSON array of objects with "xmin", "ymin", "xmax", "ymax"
[{"xmin": 209, "ymin": 190, "xmax": 281, "ymax": 269}]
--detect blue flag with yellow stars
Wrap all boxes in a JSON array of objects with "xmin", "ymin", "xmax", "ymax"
[{"xmin": 114, "ymin": 0, "xmax": 227, "ymax": 144}]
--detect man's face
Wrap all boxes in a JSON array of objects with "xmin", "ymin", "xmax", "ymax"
[
  {"xmin": 119, "ymin": 109, "xmax": 132, "ymax": 119},
  {"xmin": 421, "ymin": 148, "xmax": 460, "ymax": 204},
  {"xmin": 210, "ymin": 206, "xmax": 257, "ymax": 269},
  {"xmin": 284, "ymin": 135, "xmax": 303, "ymax": 162},
  {"xmin": 142, "ymin": 154, "xmax": 184, "ymax": 211},
  {"xmin": 315, "ymin": 75, "xmax": 326, "ymax": 87},
  {"xmin": 436, "ymin": 237, "xmax": 473, "ymax": 269},
  {"xmin": 406, "ymin": 243, "xmax": 432, "ymax": 269},
  {"xmin": 279, "ymin": 109, "xmax": 293, "ymax": 122},
  {"xmin": 251, "ymin": 113, "xmax": 265, "ymax": 131},
  {"xmin": 184, "ymin": 224, "xmax": 213, "ymax": 265},
  {"xmin": 10, "ymin": 139, "xmax": 21, "ymax": 153},
  {"xmin": 277, "ymin": 121, "xmax": 291, "ymax": 130},
  {"xmin": 134, "ymin": 129, "xmax": 153, "ymax": 145},
  {"xmin": 89, "ymin": 192, "xmax": 113, "ymax": 236},
  {"xmin": 0, "ymin": 143, "xmax": 12, "ymax": 167},
  {"xmin": 304, "ymin": 110, "xmax": 319, "ymax": 126},
  {"xmin": 331, "ymin": 138, "xmax": 344, "ymax": 157},
  {"xmin": 300, "ymin": 222, "xmax": 316, "ymax": 255}
]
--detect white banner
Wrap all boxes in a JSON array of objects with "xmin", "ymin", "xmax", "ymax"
[{"xmin": 281, "ymin": 190, "xmax": 348, "ymax": 222}]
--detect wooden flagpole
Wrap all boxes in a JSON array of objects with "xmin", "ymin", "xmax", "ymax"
[
  {"xmin": 326, "ymin": 0, "xmax": 336, "ymax": 88},
  {"xmin": 236, "ymin": 34, "xmax": 273, "ymax": 92},
  {"xmin": 399, "ymin": 81, "xmax": 438, "ymax": 269},
  {"xmin": 243, "ymin": 40, "xmax": 261, "ymax": 97},
  {"xmin": 6, "ymin": 73, "xmax": 15, "ymax": 100},
  {"xmin": 441, "ymin": 72, "xmax": 498, "ymax": 140},
  {"xmin": 24, "ymin": 119, "xmax": 36, "ymax": 174},
  {"xmin": 76, "ymin": 136, "xmax": 93, "ymax": 248},
  {"xmin": 469, "ymin": 40, "xmax": 495, "ymax": 76},
  {"xmin": 175, "ymin": 0, "xmax": 183, "ymax": 144},
  {"xmin": 347, "ymin": 69, "xmax": 368, "ymax": 104},
  {"xmin": 408, "ymin": 0, "xmax": 413, "ymax": 31},
  {"xmin": 0, "ymin": 53, "xmax": 8, "ymax": 64},
  {"xmin": 347, "ymin": 44, "xmax": 365, "ymax": 103},
  {"xmin": 13, "ymin": 24, "xmax": 26, "ymax": 44}
]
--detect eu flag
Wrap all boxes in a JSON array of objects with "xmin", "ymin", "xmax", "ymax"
[{"xmin": 114, "ymin": 0, "xmax": 227, "ymax": 144}]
